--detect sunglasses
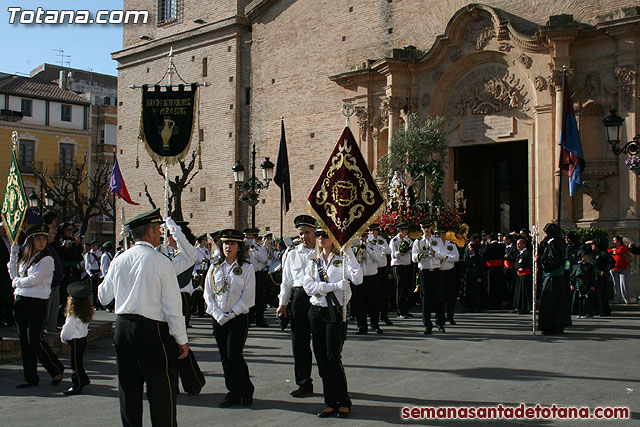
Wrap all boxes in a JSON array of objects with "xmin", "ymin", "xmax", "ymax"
[{"xmin": 315, "ymin": 231, "xmax": 329, "ymax": 238}]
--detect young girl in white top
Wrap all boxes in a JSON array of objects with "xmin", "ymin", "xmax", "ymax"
[
  {"xmin": 60, "ymin": 280, "xmax": 93, "ymax": 395},
  {"xmin": 8, "ymin": 224, "xmax": 64, "ymax": 388}
]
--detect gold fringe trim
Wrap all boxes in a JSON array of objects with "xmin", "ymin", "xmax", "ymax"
[{"xmin": 306, "ymin": 199, "xmax": 385, "ymax": 252}]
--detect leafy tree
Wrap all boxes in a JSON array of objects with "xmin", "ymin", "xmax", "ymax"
[{"xmin": 377, "ymin": 114, "xmax": 447, "ymax": 205}]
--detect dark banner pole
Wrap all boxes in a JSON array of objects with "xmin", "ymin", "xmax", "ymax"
[{"xmin": 557, "ymin": 70, "xmax": 566, "ymax": 227}]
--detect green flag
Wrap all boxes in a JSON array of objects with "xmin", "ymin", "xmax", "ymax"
[{"xmin": 2, "ymin": 149, "xmax": 28, "ymax": 245}]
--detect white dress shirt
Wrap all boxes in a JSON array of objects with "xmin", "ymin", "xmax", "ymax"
[
  {"xmin": 390, "ymin": 234, "xmax": 413, "ymax": 266},
  {"xmin": 439, "ymin": 239, "xmax": 460, "ymax": 271},
  {"xmin": 194, "ymin": 246, "xmax": 210, "ymax": 272},
  {"xmin": 412, "ymin": 233, "xmax": 446, "ymax": 270},
  {"xmin": 98, "ymin": 241, "xmax": 188, "ymax": 345},
  {"xmin": 245, "ymin": 239, "xmax": 269, "ymax": 271},
  {"xmin": 100, "ymin": 252, "xmax": 113, "ymax": 278},
  {"xmin": 204, "ymin": 259, "xmax": 255, "ymax": 325},
  {"xmin": 9, "ymin": 249, "xmax": 54, "ymax": 300},
  {"xmin": 84, "ymin": 250, "xmax": 100, "ymax": 275},
  {"xmin": 303, "ymin": 251, "xmax": 363, "ymax": 307},
  {"xmin": 351, "ymin": 240, "xmax": 382, "ymax": 277},
  {"xmin": 368, "ymin": 234, "xmax": 391, "ymax": 267},
  {"xmin": 278, "ymin": 244, "xmax": 316, "ymax": 306},
  {"xmin": 60, "ymin": 314, "xmax": 89, "ymax": 343}
]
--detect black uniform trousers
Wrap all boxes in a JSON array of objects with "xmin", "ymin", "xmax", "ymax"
[
  {"xmin": 376, "ymin": 268, "xmax": 391, "ymax": 320},
  {"xmin": 180, "ymin": 292, "xmax": 193, "ymax": 326},
  {"xmin": 114, "ymin": 314, "xmax": 179, "ymax": 427},
  {"xmin": 212, "ymin": 313, "xmax": 254, "ymax": 399},
  {"xmin": 442, "ymin": 268, "xmax": 457, "ymax": 321},
  {"xmin": 393, "ymin": 264, "xmax": 413, "ymax": 315},
  {"xmin": 14, "ymin": 296, "xmax": 64, "ymax": 384},
  {"xmin": 308, "ymin": 305, "xmax": 351, "ymax": 410},
  {"xmin": 69, "ymin": 337, "xmax": 90, "ymax": 388},
  {"xmin": 178, "ymin": 292, "xmax": 205, "ymax": 394},
  {"xmin": 89, "ymin": 271, "xmax": 101, "ymax": 309},
  {"xmin": 290, "ymin": 287, "xmax": 313, "ymax": 387},
  {"xmin": 420, "ymin": 269, "xmax": 445, "ymax": 327},
  {"xmin": 355, "ymin": 274, "xmax": 380, "ymax": 330},
  {"xmin": 249, "ymin": 271, "xmax": 269, "ymax": 324},
  {"xmin": 593, "ymin": 274, "xmax": 611, "ymax": 316}
]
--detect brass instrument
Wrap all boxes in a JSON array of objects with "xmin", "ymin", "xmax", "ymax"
[
  {"xmin": 445, "ymin": 223, "xmax": 469, "ymax": 248},
  {"xmin": 353, "ymin": 243, "xmax": 368, "ymax": 264},
  {"xmin": 398, "ymin": 240, "xmax": 411, "ymax": 255}
]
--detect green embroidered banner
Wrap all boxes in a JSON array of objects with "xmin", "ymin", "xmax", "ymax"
[{"xmin": 2, "ymin": 149, "xmax": 28, "ymax": 245}]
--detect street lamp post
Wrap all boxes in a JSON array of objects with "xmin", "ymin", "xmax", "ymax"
[
  {"xmin": 28, "ymin": 188, "xmax": 55, "ymax": 222},
  {"xmin": 232, "ymin": 142, "xmax": 274, "ymax": 228},
  {"xmin": 602, "ymin": 109, "xmax": 640, "ymax": 156}
]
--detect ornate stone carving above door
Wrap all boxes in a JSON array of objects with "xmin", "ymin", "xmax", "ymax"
[{"xmin": 451, "ymin": 67, "xmax": 530, "ymax": 116}]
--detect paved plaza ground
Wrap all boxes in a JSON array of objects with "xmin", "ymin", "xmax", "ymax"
[{"xmin": 1, "ymin": 309, "xmax": 638, "ymax": 426}]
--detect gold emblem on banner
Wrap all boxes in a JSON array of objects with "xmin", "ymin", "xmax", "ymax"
[{"xmin": 315, "ymin": 141, "xmax": 377, "ymax": 232}]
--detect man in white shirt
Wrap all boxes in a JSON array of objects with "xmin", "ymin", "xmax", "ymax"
[
  {"xmin": 367, "ymin": 224, "xmax": 392, "ymax": 325},
  {"xmin": 99, "ymin": 241, "xmax": 114, "ymax": 312},
  {"xmin": 437, "ymin": 229, "xmax": 460, "ymax": 325},
  {"xmin": 276, "ymin": 215, "xmax": 317, "ymax": 397},
  {"xmin": 389, "ymin": 222, "xmax": 413, "ymax": 318},
  {"xmin": 412, "ymin": 221, "xmax": 447, "ymax": 334},
  {"xmin": 84, "ymin": 240, "xmax": 101, "ymax": 310},
  {"xmin": 99, "ymin": 208, "xmax": 189, "ymax": 427}
]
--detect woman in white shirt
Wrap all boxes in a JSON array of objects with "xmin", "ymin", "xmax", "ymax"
[
  {"xmin": 303, "ymin": 225, "xmax": 363, "ymax": 419},
  {"xmin": 203, "ymin": 229, "xmax": 255, "ymax": 407},
  {"xmin": 8, "ymin": 224, "xmax": 64, "ymax": 388}
]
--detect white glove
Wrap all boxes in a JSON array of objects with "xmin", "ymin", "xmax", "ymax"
[
  {"xmin": 218, "ymin": 313, "xmax": 233, "ymax": 326},
  {"xmin": 339, "ymin": 279, "xmax": 349, "ymax": 291},
  {"xmin": 163, "ymin": 217, "xmax": 178, "ymax": 234}
]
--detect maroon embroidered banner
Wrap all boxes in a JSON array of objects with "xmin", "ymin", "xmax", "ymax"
[{"xmin": 307, "ymin": 127, "xmax": 385, "ymax": 250}]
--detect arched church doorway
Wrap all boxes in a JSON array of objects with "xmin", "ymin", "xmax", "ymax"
[{"xmin": 454, "ymin": 140, "xmax": 528, "ymax": 233}]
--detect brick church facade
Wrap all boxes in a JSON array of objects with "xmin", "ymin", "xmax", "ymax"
[{"xmin": 114, "ymin": 1, "xmax": 639, "ymax": 251}]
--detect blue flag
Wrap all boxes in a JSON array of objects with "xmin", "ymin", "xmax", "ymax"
[{"xmin": 558, "ymin": 71, "xmax": 585, "ymax": 196}]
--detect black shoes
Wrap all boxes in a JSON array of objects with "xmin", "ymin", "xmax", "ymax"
[
  {"xmin": 241, "ymin": 395, "xmax": 253, "ymax": 407},
  {"xmin": 437, "ymin": 323, "xmax": 446, "ymax": 334},
  {"xmin": 290, "ymin": 384, "xmax": 313, "ymax": 398},
  {"xmin": 51, "ymin": 372, "xmax": 64, "ymax": 386},
  {"xmin": 16, "ymin": 382, "xmax": 38, "ymax": 389},
  {"xmin": 424, "ymin": 324, "xmax": 433, "ymax": 335},
  {"xmin": 219, "ymin": 394, "xmax": 241, "ymax": 408},
  {"xmin": 382, "ymin": 318, "xmax": 393, "ymax": 326},
  {"xmin": 317, "ymin": 407, "xmax": 337, "ymax": 418},
  {"xmin": 337, "ymin": 407, "xmax": 351, "ymax": 418},
  {"xmin": 374, "ymin": 327, "xmax": 383, "ymax": 334},
  {"xmin": 355, "ymin": 328, "xmax": 368, "ymax": 335}
]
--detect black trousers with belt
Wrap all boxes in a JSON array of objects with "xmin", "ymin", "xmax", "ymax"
[
  {"xmin": 14, "ymin": 295, "xmax": 64, "ymax": 384},
  {"xmin": 212, "ymin": 313, "xmax": 254, "ymax": 399},
  {"xmin": 393, "ymin": 264, "xmax": 413, "ymax": 315},
  {"xmin": 290, "ymin": 287, "xmax": 313, "ymax": 387},
  {"xmin": 69, "ymin": 337, "xmax": 90, "ymax": 388},
  {"xmin": 376, "ymin": 268, "xmax": 391, "ymax": 320},
  {"xmin": 356, "ymin": 274, "xmax": 380, "ymax": 330},
  {"xmin": 308, "ymin": 305, "xmax": 350, "ymax": 410},
  {"xmin": 114, "ymin": 314, "xmax": 179, "ymax": 427},
  {"xmin": 420, "ymin": 269, "xmax": 444, "ymax": 327},
  {"xmin": 442, "ymin": 268, "xmax": 457, "ymax": 321}
]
